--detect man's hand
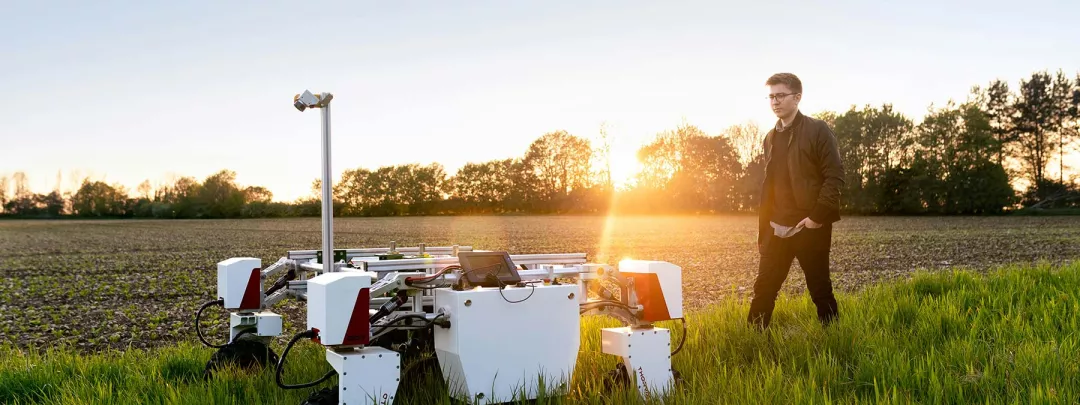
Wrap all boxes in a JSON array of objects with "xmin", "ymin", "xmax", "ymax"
[{"xmin": 798, "ymin": 217, "xmax": 822, "ymax": 229}]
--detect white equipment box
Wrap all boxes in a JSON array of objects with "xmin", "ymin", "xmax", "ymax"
[
  {"xmin": 326, "ymin": 346, "xmax": 401, "ymax": 404},
  {"xmin": 307, "ymin": 271, "xmax": 372, "ymax": 346},
  {"xmin": 434, "ymin": 284, "xmax": 580, "ymax": 404},
  {"xmin": 601, "ymin": 326, "xmax": 674, "ymax": 400},
  {"xmin": 217, "ymin": 257, "xmax": 262, "ymax": 311}
]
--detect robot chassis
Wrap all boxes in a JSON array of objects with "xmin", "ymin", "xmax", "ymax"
[
  {"xmin": 199, "ymin": 244, "xmax": 686, "ymax": 404},
  {"xmin": 194, "ymin": 90, "xmax": 687, "ymax": 404}
]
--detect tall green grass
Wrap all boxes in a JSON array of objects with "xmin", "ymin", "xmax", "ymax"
[{"xmin": 3, "ymin": 261, "xmax": 1078, "ymax": 404}]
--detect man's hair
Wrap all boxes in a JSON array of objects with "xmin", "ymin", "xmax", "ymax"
[{"xmin": 766, "ymin": 73, "xmax": 802, "ymax": 94}]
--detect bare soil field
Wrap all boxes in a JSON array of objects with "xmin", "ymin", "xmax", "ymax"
[{"xmin": 2, "ymin": 215, "xmax": 1078, "ymax": 353}]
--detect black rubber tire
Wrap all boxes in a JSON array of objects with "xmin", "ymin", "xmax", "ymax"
[
  {"xmin": 603, "ymin": 362, "xmax": 630, "ymax": 392},
  {"xmin": 300, "ymin": 386, "xmax": 338, "ymax": 405},
  {"xmin": 670, "ymin": 368, "xmax": 688, "ymax": 395},
  {"xmin": 203, "ymin": 333, "xmax": 279, "ymax": 379}
]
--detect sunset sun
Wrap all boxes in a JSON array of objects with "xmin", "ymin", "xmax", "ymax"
[{"xmin": 608, "ymin": 151, "xmax": 642, "ymax": 189}]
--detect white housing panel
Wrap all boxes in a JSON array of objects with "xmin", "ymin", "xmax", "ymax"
[
  {"xmin": 229, "ymin": 311, "xmax": 283, "ymax": 341},
  {"xmin": 434, "ymin": 284, "xmax": 580, "ymax": 404},
  {"xmin": 307, "ymin": 271, "xmax": 372, "ymax": 346},
  {"xmin": 217, "ymin": 257, "xmax": 262, "ymax": 311},
  {"xmin": 601, "ymin": 326, "xmax": 675, "ymax": 400},
  {"xmin": 327, "ymin": 347, "xmax": 401, "ymax": 405}
]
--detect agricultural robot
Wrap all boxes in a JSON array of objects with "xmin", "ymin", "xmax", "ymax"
[{"xmin": 192, "ymin": 90, "xmax": 687, "ymax": 405}]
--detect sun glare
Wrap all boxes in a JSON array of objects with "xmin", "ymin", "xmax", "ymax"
[
  {"xmin": 595, "ymin": 147, "xmax": 640, "ymax": 264},
  {"xmin": 607, "ymin": 149, "xmax": 642, "ymax": 189}
]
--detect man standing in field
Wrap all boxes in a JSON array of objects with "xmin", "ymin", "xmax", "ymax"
[{"xmin": 748, "ymin": 73, "xmax": 845, "ymax": 330}]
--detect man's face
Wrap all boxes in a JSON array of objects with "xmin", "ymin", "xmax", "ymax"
[{"xmin": 768, "ymin": 84, "xmax": 801, "ymax": 119}]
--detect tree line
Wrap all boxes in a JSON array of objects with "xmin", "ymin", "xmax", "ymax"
[{"xmin": 3, "ymin": 69, "xmax": 1078, "ymax": 219}]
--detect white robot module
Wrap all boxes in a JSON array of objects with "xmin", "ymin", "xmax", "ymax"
[{"xmin": 193, "ymin": 91, "xmax": 687, "ymax": 405}]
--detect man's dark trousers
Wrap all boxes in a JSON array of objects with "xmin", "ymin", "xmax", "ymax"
[{"xmin": 748, "ymin": 224, "xmax": 838, "ymax": 329}]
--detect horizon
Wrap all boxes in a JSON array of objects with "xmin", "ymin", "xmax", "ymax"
[{"xmin": 3, "ymin": 1, "xmax": 1080, "ymax": 202}]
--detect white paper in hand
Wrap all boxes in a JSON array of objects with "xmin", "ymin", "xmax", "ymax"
[{"xmin": 770, "ymin": 221, "xmax": 804, "ymax": 238}]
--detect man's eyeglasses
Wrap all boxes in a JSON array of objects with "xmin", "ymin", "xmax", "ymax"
[{"xmin": 768, "ymin": 93, "xmax": 799, "ymax": 102}]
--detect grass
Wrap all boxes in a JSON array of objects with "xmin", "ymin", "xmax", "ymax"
[{"xmin": 2, "ymin": 260, "xmax": 1077, "ymax": 404}]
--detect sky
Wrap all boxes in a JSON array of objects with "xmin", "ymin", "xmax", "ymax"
[{"xmin": 3, "ymin": 0, "xmax": 1079, "ymax": 202}]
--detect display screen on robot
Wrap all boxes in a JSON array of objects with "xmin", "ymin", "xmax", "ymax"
[{"xmin": 457, "ymin": 251, "xmax": 521, "ymax": 287}]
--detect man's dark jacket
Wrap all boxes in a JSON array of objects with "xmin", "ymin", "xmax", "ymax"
[{"xmin": 758, "ymin": 111, "xmax": 845, "ymax": 247}]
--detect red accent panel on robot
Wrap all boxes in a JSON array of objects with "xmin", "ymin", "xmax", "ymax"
[
  {"xmin": 628, "ymin": 273, "xmax": 671, "ymax": 322},
  {"xmin": 343, "ymin": 288, "xmax": 371, "ymax": 346},
  {"xmin": 239, "ymin": 268, "xmax": 262, "ymax": 310}
]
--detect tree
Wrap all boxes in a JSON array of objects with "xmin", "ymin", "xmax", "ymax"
[
  {"xmin": 333, "ymin": 168, "xmax": 370, "ymax": 215},
  {"xmin": 866, "ymin": 104, "xmax": 914, "ymax": 172},
  {"xmin": 813, "ymin": 111, "xmax": 839, "ymax": 129},
  {"xmin": 155, "ymin": 176, "xmax": 203, "ymax": 218},
  {"xmin": 1050, "ymin": 70, "xmax": 1077, "ymax": 185},
  {"xmin": 976, "ymin": 80, "xmax": 1018, "ymax": 169},
  {"xmin": 724, "ymin": 121, "xmax": 765, "ymax": 167},
  {"xmin": 71, "ymin": 180, "xmax": 128, "ymax": 217},
  {"xmin": 907, "ymin": 103, "xmax": 956, "ymax": 212},
  {"xmin": 735, "ymin": 153, "xmax": 767, "ymax": 211},
  {"xmin": 450, "ymin": 159, "xmax": 515, "ymax": 213},
  {"xmin": 504, "ymin": 159, "xmax": 536, "ymax": 213},
  {"xmin": 1012, "ymin": 71, "xmax": 1057, "ymax": 203},
  {"xmin": 894, "ymin": 99, "xmax": 1014, "ymax": 214},
  {"xmin": 682, "ymin": 134, "xmax": 742, "ymax": 211},
  {"xmin": 593, "ymin": 122, "xmax": 613, "ymax": 192},
  {"xmin": 198, "ymin": 170, "xmax": 246, "ymax": 218},
  {"xmin": 878, "ymin": 160, "xmax": 930, "ymax": 215},
  {"xmin": 1074, "ymin": 72, "xmax": 1080, "ymax": 148},
  {"xmin": 39, "ymin": 191, "xmax": 66, "ymax": 217},
  {"xmin": 945, "ymin": 102, "xmax": 1015, "ymax": 213},
  {"xmin": 636, "ymin": 124, "xmax": 742, "ymax": 213},
  {"xmin": 137, "ymin": 180, "xmax": 153, "ymax": 200},
  {"xmin": 948, "ymin": 160, "xmax": 1014, "ymax": 214},
  {"xmin": 0, "ymin": 175, "xmax": 7, "ymax": 213},
  {"xmin": 831, "ymin": 105, "xmax": 914, "ymax": 213},
  {"xmin": 244, "ymin": 186, "xmax": 273, "ymax": 203},
  {"xmin": 1073, "ymin": 72, "xmax": 1080, "ymax": 180},
  {"xmin": 12, "ymin": 172, "xmax": 29, "ymax": 198},
  {"xmin": 521, "ymin": 130, "xmax": 593, "ymax": 209},
  {"xmin": 398, "ymin": 163, "xmax": 447, "ymax": 214}
]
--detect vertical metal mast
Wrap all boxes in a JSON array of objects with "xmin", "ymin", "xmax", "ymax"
[
  {"xmin": 320, "ymin": 100, "xmax": 333, "ymax": 272},
  {"xmin": 294, "ymin": 90, "xmax": 336, "ymax": 273}
]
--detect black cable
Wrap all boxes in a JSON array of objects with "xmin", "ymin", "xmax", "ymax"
[
  {"xmin": 195, "ymin": 299, "xmax": 227, "ymax": 348},
  {"xmin": 408, "ymin": 284, "xmax": 443, "ymax": 291},
  {"xmin": 453, "ymin": 268, "xmax": 475, "ymax": 290},
  {"xmin": 372, "ymin": 314, "xmax": 441, "ymax": 335},
  {"xmin": 405, "ymin": 265, "xmax": 460, "ymax": 286},
  {"xmin": 275, "ymin": 329, "xmax": 336, "ymax": 390},
  {"xmin": 370, "ymin": 314, "xmax": 445, "ymax": 342},
  {"xmin": 579, "ymin": 300, "xmax": 636, "ymax": 312},
  {"xmin": 671, "ymin": 318, "xmax": 686, "ymax": 356},
  {"xmin": 578, "ymin": 302, "xmax": 638, "ymax": 324},
  {"xmin": 499, "ymin": 283, "xmax": 534, "ymax": 303},
  {"xmin": 487, "ymin": 273, "xmax": 534, "ymax": 304},
  {"xmin": 265, "ymin": 268, "xmax": 296, "ymax": 296},
  {"xmin": 373, "ymin": 314, "xmax": 432, "ymax": 329},
  {"xmin": 370, "ymin": 291, "xmax": 409, "ymax": 324}
]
